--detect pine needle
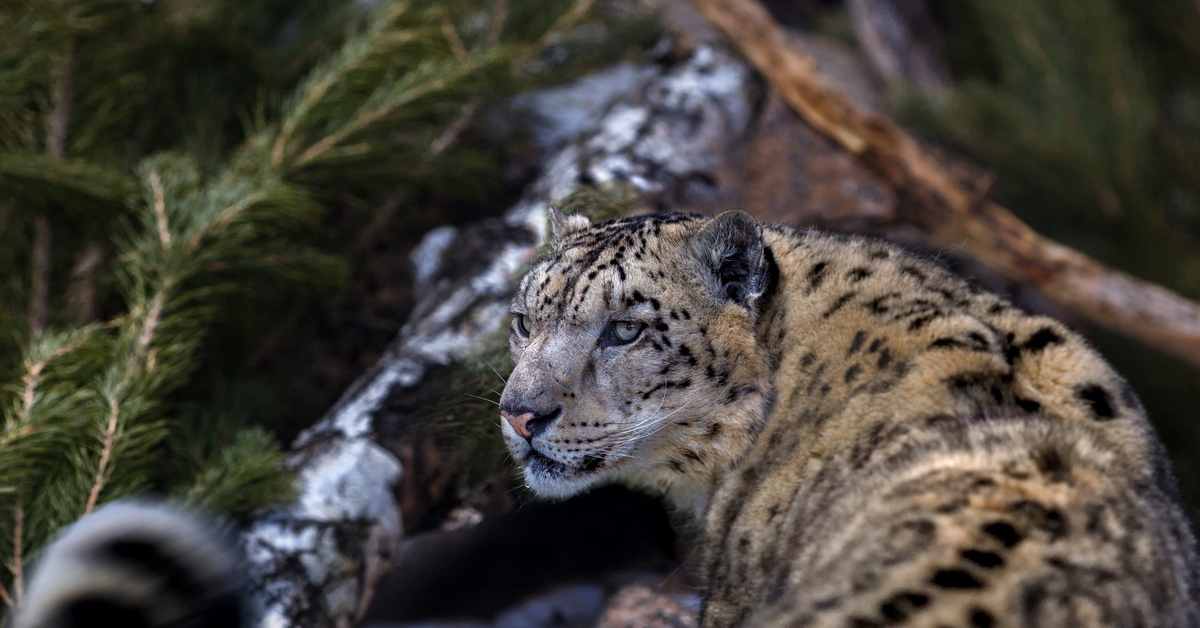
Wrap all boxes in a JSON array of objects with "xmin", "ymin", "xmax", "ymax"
[{"xmin": 0, "ymin": 0, "xmax": 646, "ymax": 604}]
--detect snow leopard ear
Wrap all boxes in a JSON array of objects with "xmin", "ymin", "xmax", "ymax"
[
  {"xmin": 693, "ymin": 210, "xmax": 774, "ymax": 307},
  {"xmin": 548, "ymin": 207, "xmax": 591, "ymax": 241}
]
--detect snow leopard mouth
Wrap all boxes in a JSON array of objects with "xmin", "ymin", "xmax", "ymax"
[
  {"xmin": 525, "ymin": 448, "xmax": 604, "ymax": 474},
  {"xmin": 523, "ymin": 447, "xmax": 608, "ymax": 486},
  {"xmin": 525, "ymin": 448, "xmax": 568, "ymax": 476}
]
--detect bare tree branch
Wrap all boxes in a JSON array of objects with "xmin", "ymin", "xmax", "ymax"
[
  {"xmin": 149, "ymin": 169, "xmax": 171, "ymax": 247},
  {"xmin": 83, "ymin": 399, "xmax": 121, "ymax": 517},
  {"xmin": 29, "ymin": 41, "xmax": 75, "ymax": 337},
  {"xmin": 46, "ymin": 42, "xmax": 73, "ymax": 160},
  {"xmin": 691, "ymin": 0, "xmax": 1200, "ymax": 368},
  {"xmin": 488, "ymin": 0, "xmax": 509, "ymax": 45},
  {"xmin": 11, "ymin": 499, "xmax": 23, "ymax": 610},
  {"xmin": 28, "ymin": 218, "xmax": 51, "ymax": 337},
  {"xmin": 65, "ymin": 243, "xmax": 104, "ymax": 324}
]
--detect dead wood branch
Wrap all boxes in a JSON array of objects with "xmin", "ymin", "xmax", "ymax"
[
  {"xmin": 28, "ymin": 218, "xmax": 50, "ymax": 337},
  {"xmin": 691, "ymin": 0, "xmax": 1200, "ymax": 368},
  {"xmin": 65, "ymin": 243, "xmax": 104, "ymax": 324}
]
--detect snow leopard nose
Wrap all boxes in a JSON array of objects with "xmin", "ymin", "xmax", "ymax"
[{"xmin": 500, "ymin": 407, "xmax": 562, "ymax": 441}]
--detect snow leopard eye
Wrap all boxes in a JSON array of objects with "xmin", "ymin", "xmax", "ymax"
[
  {"xmin": 514, "ymin": 314, "xmax": 532, "ymax": 337},
  {"xmin": 603, "ymin": 321, "xmax": 644, "ymax": 346}
]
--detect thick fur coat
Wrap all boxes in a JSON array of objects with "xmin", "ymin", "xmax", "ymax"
[{"xmin": 500, "ymin": 210, "xmax": 1200, "ymax": 627}]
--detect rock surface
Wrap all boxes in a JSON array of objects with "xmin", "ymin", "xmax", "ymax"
[{"xmin": 595, "ymin": 584, "xmax": 701, "ymax": 628}]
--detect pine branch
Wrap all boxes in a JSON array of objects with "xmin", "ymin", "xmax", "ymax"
[
  {"xmin": 0, "ymin": 0, "xmax": 640, "ymax": 610},
  {"xmin": 1, "ymin": 154, "xmax": 330, "ymax": 589},
  {"xmin": 148, "ymin": 169, "xmax": 170, "ymax": 247},
  {"xmin": 18, "ymin": 333, "xmax": 89, "ymax": 414},
  {"xmin": 440, "ymin": 15, "xmax": 469, "ymax": 60},
  {"xmin": 489, "ymin": 0, "xmax": 510, "ymax": 45},
  {"xmin": 82, "ymin": 398, "xmax": 120, "ymax": 516},
  {"xmin": 426, "ymin": 101, "xmax": 479, "ymax": 158},
  {"xmin": 289, "ymin": 53, "xmax": 500, "ymax": 170},
  {"xmin": 1, "ymin": 326, "xmax": 108, "ymax": 605},
  {"xmin": 0, "ymin": 496, "xmax": 16, "ymax": 614},
  {"xmin": 0, "ymin": 153, "xmax": 135, "ymax": 213},
  {"xmin": 10, "ymin": 498, "xmax": 22, "ymax": 610},
  {"xmin": 269, "ymin": 1, "xmax": 426, "ymax": 171},
  {"xmin": 178, "ymin": 428, "xmax": 293, "ymax": 515},
  {"xmin": 516, "ymin": 0, "xmax": 601, "ymax": 67}
]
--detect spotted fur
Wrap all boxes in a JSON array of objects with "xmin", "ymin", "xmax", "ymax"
[{"xmin": 500, "ymin": 210, "xmax": 1200, "ymax": 626}]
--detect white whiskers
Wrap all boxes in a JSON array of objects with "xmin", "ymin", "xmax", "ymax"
[
  {"xmin": 464, "ymin": 392, "xmax": 501, "ymax": 407},
  {"xmin": 482, "ymin": 358, "xmax": 508, "ymax": 384},
  {"xmin": 593, "ymin": 389, "xmax": 706, "ymax": 460}
]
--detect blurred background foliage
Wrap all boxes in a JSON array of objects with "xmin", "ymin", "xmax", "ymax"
[{"xmin": 911, "ymin": 0, "xmax": 1200, "ymax": 288}]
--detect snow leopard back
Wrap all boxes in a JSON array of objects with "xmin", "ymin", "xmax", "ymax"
[{"xmin": 497, "ymin": 210, "xmax": 1200, "ymax": 627}]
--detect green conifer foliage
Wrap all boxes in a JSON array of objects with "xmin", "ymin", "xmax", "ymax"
[
  {"xmin": 0, "ymin": 0, "xmax": 647, "ymax": 612},
  {"xmin": 910, "ymin": 0, "xmax": 1200, "ymax": 294}
]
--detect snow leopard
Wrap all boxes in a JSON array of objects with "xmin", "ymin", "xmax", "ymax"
[
  {"xmin": 499, "ymin": 209, "xmax": 1200, "ymax": 626},
  {"xmin": 12, "ymin": 501, "xmax": 247, "ymax": 628}
]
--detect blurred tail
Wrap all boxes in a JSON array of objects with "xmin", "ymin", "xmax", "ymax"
[{"xmin": 13, "ymin": 500, "xmax": 247, "ymax": 628}]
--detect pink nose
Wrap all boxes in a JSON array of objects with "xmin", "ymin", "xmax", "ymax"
[{"xmin": 501, "ymin": 410, "xmax": 534, "ymax": 439}]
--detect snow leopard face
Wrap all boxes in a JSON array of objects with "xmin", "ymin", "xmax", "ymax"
[{"xmin": 500, "ymin": 210, "xmax": 773, "ymax": 510}]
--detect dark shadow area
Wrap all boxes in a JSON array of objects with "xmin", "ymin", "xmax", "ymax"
[{"xmin": 364, "ymin": 485, "xmax": 683, "ymax": 622}]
